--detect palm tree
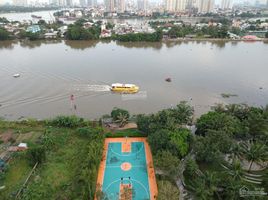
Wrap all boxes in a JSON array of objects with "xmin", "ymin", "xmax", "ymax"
[
  {"xmin": 187, "ymin": 177, "xmax": 214, "ymax": 200},
  {"xmin": 241, "ymin": 141, "xmax": 268, "ymax": 172},
  {"xmin": 188, "ymin": 171, "xmax": 220, "ymax": 200},
  {"xmin": 223, "ymin": 179, "xmax": 243, "ymax": 200},
  {"xmin": 225, "ymin": 159, "xmax": 245, "ymax": 182},
  {"xmin": 157, "ymin": 180, "xmax": 180, "ymax": 200},
  {"xmin": 115, "ymin": 112, "xmax": 129, "ymax": 127}
]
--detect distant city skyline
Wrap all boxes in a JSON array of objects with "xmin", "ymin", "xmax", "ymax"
[{"xmin": 1, "ymin": 0, "xmax": 259, "ymax": 5}]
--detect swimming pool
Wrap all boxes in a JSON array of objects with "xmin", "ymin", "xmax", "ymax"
[{"xmin": 102, "ymin": 140, "xmax": 150, "ymax": 199}]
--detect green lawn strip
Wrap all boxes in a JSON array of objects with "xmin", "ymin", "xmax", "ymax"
[
  {"xmin": 105, "ymin": 128, "xmax": 146, "ymax": 138},
  {"xmin": 0, "ymin": 154, "xmax": 31, "ymax": 199}
]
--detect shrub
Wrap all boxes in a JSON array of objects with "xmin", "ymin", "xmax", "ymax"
[
  {"xmin": 27, "ymin": 145, "xmax": 46, "ymax": 166},
  {"xmin": 185, "ymin": 158, "xmax": 198, "ymax": 177},
  {"xmin": 77, "ymin": 127, "xmax": 100, "ymax": 138},
  {"xmin": 105, "ymin": 129, "xmax": 145, "ymax": 138},
  {"xmin": 48, "ymin": 115, "xmax": 84, "ymax": 128}
]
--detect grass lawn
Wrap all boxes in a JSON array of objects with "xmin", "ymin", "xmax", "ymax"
[
  {"xmin": 0, "ymin": 155, "xmax": 31, "ymax": 199},
  {"xmin": 105, "ymin": 128, "xmax": 147, "ymax": 138},
  {"xmin": 0, "ymin": 120, "xmax": 102, "ymax": 200}
]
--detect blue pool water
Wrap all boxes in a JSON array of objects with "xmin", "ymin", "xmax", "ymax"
[{"xmin": 102, "ymin": 142, "xmax": 150, "ymax": 200}]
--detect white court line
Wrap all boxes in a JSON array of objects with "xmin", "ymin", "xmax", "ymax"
[
  {"xmin": 106, "ymin": 165, "xmax": 146, "ymax": 168},
  {"xmin": 109, "ymin": 143, "xmax": 144, "ymax": 157},
  {"xmin": 104, "ymin": 178, "xmax": 150, "ymax": 199}
]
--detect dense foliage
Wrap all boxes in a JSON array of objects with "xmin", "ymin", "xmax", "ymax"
[
  {"xmin": 137, "ymin": 101, "xmax": 194, "ymax": 134},
  {"xmin": 0, "ymin": 28, "xmax": 10, "ymax": 40},
  {"xmin": 167, "ymin": 25, "xmax": 229, "ymax": 38},
  {"xmin": 27, "ymin": 146, "xmax": 46, "ymax": 166},
  {"xmin": 114, "ymin": 30, "xmax": 163, "ymax": 42},
  {"xmin": 187, "ymin": 104, "xmax": 268, "ymax": 199},
  {"xmin": 47, "ymin": 115, "xmax": 86, "ymax": 128},
  {"xmin": 111, "ymin": 107, "xmax": 130, "ymax": 121},
  {"xmin": 66, "ymin": 20, "xmax": 100, "ymax": 40}
]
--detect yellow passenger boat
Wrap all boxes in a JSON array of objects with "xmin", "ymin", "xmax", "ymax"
[{"xmin": 111, "ymin": 83, "xmax": 139, "ymax": 94}]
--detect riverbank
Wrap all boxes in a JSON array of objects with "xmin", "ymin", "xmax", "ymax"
[
  {"xmin": 1, "ymin": 37, "xmax": 268, "ymax": 44},
  {"xmin": 165, "ymin": 37, "xmax": 268, "ymax": 42}
]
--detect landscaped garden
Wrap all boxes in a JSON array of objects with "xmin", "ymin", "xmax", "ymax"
[{"xmin": 0, "ymin": 102, "xmax": 267, "ymax": 199}]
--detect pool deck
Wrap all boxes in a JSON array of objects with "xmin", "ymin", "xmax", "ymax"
[{"xmin": 95, "ymin": 137, "xmax": 158, "ymax": 200}]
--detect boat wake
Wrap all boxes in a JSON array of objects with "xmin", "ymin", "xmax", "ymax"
[{"xmin": 72, "ymin": 84, "xmax": 111, "ymax": 92}]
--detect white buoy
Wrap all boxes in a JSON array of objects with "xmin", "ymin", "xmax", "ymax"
[{"xmin": 13, "ymin": 74, "xmax": 20, "ymax": 78}]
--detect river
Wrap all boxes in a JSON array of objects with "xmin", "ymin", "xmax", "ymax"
[{"xmin": 0, "ymin": 40, "xmax": 267, "ymax": 120}]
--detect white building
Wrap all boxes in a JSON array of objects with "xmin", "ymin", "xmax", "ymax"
[
  {"xmin": 198, "ymin": 0, "xmax": 214, "ymax": 13},
  {"xmin": 221, "ymin": 0, "xmax": 232, "ymax": 10},
  {"xmin": 137, "ymin": 0, "xmax": 148, "ymax": 11}
]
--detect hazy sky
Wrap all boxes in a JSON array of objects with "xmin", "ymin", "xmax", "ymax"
[{"xmin": 0, "ymin": 0, "xmax": 266, "ymax": 5}]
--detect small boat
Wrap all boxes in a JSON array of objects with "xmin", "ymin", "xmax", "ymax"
[
  {"xmin": 165, "ymin": 78, "xmax": 172, "ymax": 82},
  {"xmin": 31, "ymin": 14, "xmax": 42, "ymax": 19},
  {"xmin": 111, "ymin": 83, "xmax": 139, "ymax": 94},
  {"xmin": 13, "ymin": 74, "xmax": 20, "ymax": 78}
]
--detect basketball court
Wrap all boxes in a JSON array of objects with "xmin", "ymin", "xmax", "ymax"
[{"xmin": 96, "ymin": 137, "xmax": 158, "ymax": 200}]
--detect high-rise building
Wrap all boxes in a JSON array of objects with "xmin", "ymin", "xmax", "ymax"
[
  {"xmin": 105, "ymin": 0, "xmax": 115, "ymax": 12},
  {"xmin": 221, "ymin": 0, "xmax": 231, "ymax": 10},
  {"xmin": 137, "ymin": 0, "xmax": 148, "ymax": 11},
  {"xmin": 50, "ymin": 0, "xmax": 66, "ymax": 6},
  {"xmin": 66, "ymin": 0, "xmax": 73, "ymax": 6},
  {"xmin": 198, "ymin": 0, "xmax": 214, "ymax": 13},
  {"xmin": 165, "ymin": 0, "xmax": 187, "ymax": 12},
  {"xmin": 80, "ymin": 0, "xmax": 87, "ymax": 6},
  {"xmin": 176, "ymin": 0, "xmax": 187, "ymax": 11},
  {"xmin": 117, "ymin": 0, "xmax": 125, "ymax": 12},
  {"xmin": 165, "ymin": 0, "xmax": 177, "ymax": 12},
  {"xmin": 88, "ymin": 0, "xmax": 98, "ymax": 7},
  {"xmin": 266, "ymin": 0, "xmax": 268, "ymax": 7},
  {"xmin": 13, "ymin": 0, "xmax": 28, "ymax": 6}
]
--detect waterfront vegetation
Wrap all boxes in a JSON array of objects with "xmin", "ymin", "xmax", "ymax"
[
  {"xmin": 1, "ymin": 16, "xmax": 268, "ymax": 42},
  {"xmin": 0, "ymin": 102, "xmax": 267, "ymax": 199}
]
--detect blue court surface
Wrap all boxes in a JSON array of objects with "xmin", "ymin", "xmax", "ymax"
[{"xmin": 102, "ymin": 142, "xmax": 150, "ymax": 200}]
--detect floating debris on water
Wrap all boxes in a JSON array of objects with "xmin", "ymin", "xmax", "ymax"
[
  {"xmin": 13, "ymin": 74, "xmax": 20, "ymax": 78},
  {"xmin": 221, "ymin": 93, "xmax": 238, "ymax": 98},
  {"xmin": 165, "ymin": 78, "xmax": 172, "ymax": 82}
]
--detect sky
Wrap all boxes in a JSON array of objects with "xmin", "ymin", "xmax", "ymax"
[{"xmin": 0, "ymin": 0, "xmax": 267, "ymax": 5}]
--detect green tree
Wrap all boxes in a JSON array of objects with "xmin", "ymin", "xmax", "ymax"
[
  {"xmin": 157, "ymin": 180, "xmax": 180, "ymax": 200},
  {"xmin": 196, "ymin": 111, "xmax": 242, "ymax": 136},
  {"xmin": 111, "ymin": 107, "xmax": 130, "ymax": 121},
  {"xmin": 185, "ymin": 158, "xmax": 198, "ymax": 177},
  {"xmin": 154, "ymin": 150, "xmax": 180, "ymax": 177},
  {"xmin": 26, "ymin": 32, "xmax": 41, "ymax": 40},
  {"xmin": 194, "ymin": 130, "xmax": 233, "ymax": 163},
  {"xmin": 169, "ymin": 128, "xmax": 190, "ymax": 157},
  {"xmin": 241, "ymin": 142, "xmax": 268, "ymax": 172},
  {"xmin": 148, "ymin": 129, "xmax": 172, "ymax": 155},
  {"xmin": 0, "ymin": 28, "xmax": 10, "ymax": 40},
  {"xmin": 225, "ymin": 159, "xmax": 245, "ymax": 182},
  {"xmin": 170, "ymin": 101, "xmax": 194, "ymax": 125},
  {"xmin": 27, "ymin": 145, "xmax": 46, "ymax": 166},
  {"xmin": 136, "ymin": 114, "xmax": 151, "ymax": 133},
  {"xmin": 265, "ymin": 32, "xmax": 268, "ymax": 38}
]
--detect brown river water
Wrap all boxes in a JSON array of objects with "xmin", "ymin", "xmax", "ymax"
[{"xmin": 0, "ymin": 40, "xmax": 268, "ymax": 120}]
